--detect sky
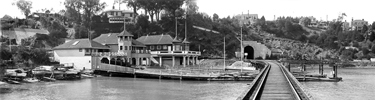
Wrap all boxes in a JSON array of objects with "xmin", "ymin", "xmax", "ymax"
[{"xmin": 0, "ymin": 0, "xmax": 374, "ymax": 23}]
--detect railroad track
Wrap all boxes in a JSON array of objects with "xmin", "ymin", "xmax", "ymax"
[{"xmin": 238, "ymin": 61, "xmax": 309, "ymax": 100}]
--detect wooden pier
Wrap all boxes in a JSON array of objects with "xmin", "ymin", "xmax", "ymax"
[
  {"xmin": 237, "ymin": 61, "xmax": 310, "ymax": 100},
  {"xmin": 281, "ymin": 60, "xmax": 343, "ymax": 82},
  {"xmin": 94, "ymin": 63, "xmax": 257, "ymax": 81}
]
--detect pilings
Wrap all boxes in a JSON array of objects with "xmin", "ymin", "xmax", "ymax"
[{"xmin": 319, "ymin": 62, "xmax": 324, "ymax": 75}]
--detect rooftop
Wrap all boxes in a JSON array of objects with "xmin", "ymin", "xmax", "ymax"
[
  {"xmin": 93, "ymin": 33, "xmax": 119, "ymax": 44},
  {"xmin": 1, "ymin": 28, "xmax": 49, "ymax": 44},
  {"xmin": 137, "ymin": 34, "xmax": 175, "ymax": 45},
  {"xmin": 93, "ymin": 33, "xmax": 145, "ymax": 47},
  {"xmin": 103, "ymin": 9, "xmax": 133, "ymax": 13},
  {"xmin": 54, "ymin": 39, "xmax": 109, "ymax": 50},
  {"xmin": 118, "ymin": 30, "xmax": 133, "ymax": 36}
]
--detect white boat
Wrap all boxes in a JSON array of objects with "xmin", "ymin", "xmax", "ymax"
[
  {"xmin": 5, "ymin": 69, "xmax": 27, "ymax": 77},
  {"xmin": 225, "ymin": 61, "xmax": 256, "ymax": 71},
  {"xmin": 23, "ymin": 78, "xmax": 39, "ymax": 83},
  {"xmin": 81, "ymin": 74, "xmax": 94, "ymax": 78}
]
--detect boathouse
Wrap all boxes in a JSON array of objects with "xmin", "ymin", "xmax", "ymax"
[
  {"xmin": 53, "ymin": 29, "xmax": 150, "ymax": 70},
  {"xmin": 53, "ymin": 39, "xmax": 111, "ymax": 70},
  {"xmin": 136, "ymin": 34, "xmax": 201, "ymax": 67}
]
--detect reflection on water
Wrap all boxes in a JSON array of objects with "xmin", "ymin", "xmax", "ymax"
[
  {"xmin": 0, "ymin": 77, "xmax": 249, "ymax": 100},
  {"xmin": 300, "ymin": 68, "xmax": 375, "ymax": 100}
]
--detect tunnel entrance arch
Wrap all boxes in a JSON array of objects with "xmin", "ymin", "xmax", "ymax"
[{"xmin": 244, "ymin": 46, "xmax": 254, "ymax": 59}]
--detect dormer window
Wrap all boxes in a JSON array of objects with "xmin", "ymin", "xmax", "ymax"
[{"xmin": 72, "ymin": 41, "xmax": 79, "ymax": 45}]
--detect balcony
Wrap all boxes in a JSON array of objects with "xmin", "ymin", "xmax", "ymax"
[
  {"xmin": 150, "ymin": 51, "xmax": 201, "ymax": 56},
  {"xmin": 131, "ymin": 50, "xmax": 150, "ymax": 54},
  {"xmin": 91, "ymin": 52, "xmax": 127, "ymax": 57}
]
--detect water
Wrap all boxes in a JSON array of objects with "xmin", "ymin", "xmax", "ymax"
[
  {"xmin": 0, "ymin": 77, "xmax": 249, "ymax": 100},
  {"xmin": 2, "ymin": 67, "xmax": 375, "ymax": 100},
  {"xmin": 299, "ymin": 67, "xmax": 375, "ymax": 100}
]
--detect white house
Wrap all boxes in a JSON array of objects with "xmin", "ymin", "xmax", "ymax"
[{"xmin": 53, "ymin": 39, "xmax": 110, "ymax": 70}]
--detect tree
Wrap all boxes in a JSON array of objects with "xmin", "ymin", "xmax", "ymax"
[
  {"xmin": 213, "ymin": 13, "xmax": 219, "ymax": 21},
  {"xmin": 13, "ymin": 0, "xmax": 33, "ymax": 19},
  {"xmin": 372, "ymin": 22, "xmax": 375, "ymax": 30},
  {"xmin": 362, "ymin": 24, "xmax": 368, "ymax": 33},
  {"xmin": 124, "ymin": 0, "xmax": 140, "ymax": 20},
  {"xmin": 259, "ymin": 16, "xmax": 266, "ymax": 26},
  {"xmin": 163, "ymin": 0, "xmax": 184, "ymax": 18},
  {"xmin": 81, "ymin": 0, "xmax": 106, "ymax": 27},
  {"xmin": 185, "ymin": 0, "xmax": 199, "ymax": 14},
  {"xmin": 64, "ymin": 0, "xmax": 83, "ymax": 24}
]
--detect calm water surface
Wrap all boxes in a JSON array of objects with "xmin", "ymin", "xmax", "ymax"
[
  {"xmin": 300, "ymin": 67, "xmax": 375, "ymax": 100},
  {"xmin": 2, "ymin": 67, "xmax": 375, "ymax": 100},
  {"xmin": 0, "ymin": 77, "xmax": 248, "ymax": 100}
]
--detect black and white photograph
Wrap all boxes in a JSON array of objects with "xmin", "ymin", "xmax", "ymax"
[{"xmin": 1, "ymin": 0, "xmax": 375, "ymax": 100}]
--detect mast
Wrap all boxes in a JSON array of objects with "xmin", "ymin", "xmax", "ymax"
[{"xmin": 224, "ymin": 36, "xmax": 226, "ymax": 70}]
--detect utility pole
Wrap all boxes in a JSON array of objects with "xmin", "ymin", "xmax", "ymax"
[
  {"xmin": 223, "ymin": 36, "xmax": 226, "ymax": 71},
  {"xmin": 241, "ymin": 12, "xmax": 243, "ymax": 73}
]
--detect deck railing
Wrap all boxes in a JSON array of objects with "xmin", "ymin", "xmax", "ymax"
[
  {"xmin": 91, "ymin": 52, "xmax": 127, "ymax": 56},
  {"xmin": 150, "ymin": 51, "xmax": 201, "ymax": 56},
  {"xmin": 96, "ymin": 63, "xmax": 134, "ymax": 73}
]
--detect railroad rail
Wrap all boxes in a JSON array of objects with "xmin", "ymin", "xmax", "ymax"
[{"xmin": 237, "ymin": 61, "xmax": 310, "ymax": 100}]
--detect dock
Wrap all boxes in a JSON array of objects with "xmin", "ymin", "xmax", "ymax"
[{"xmin": 94, "ymin": 63, "xmax": 258, "ymax": 81}]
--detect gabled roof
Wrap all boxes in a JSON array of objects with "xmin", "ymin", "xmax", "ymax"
[
  {"xmin": 93, "ymin": 33, "xmax": 145, "ymax": 46},
  {"xmin": 118, "ymin": 30, "xmax": 133, "ymax": 36},
  {"xmin": 93, "ymin": 33, "xmax": 119, "ymax": 44},
  {"xmin": 54, "ymin": 39, "xmax": 109, "ymax": 50},
  {"xmin": 172, "ymin": 36, "xmax": 182, "ymax": 43},
  {"xmin": 182, "ymin": 38, "xmax": 190, "ymax": 44},
  {"xmin": 104, "ymin": 9, "xmax": 133, "ymax": 13},
  {"xmin": 136, "ymin": 34, "xmax": 174, "ymax": 45},
  {"xmin": 132, "ymin": 39, "xmax": 145, "ymax": 47}
]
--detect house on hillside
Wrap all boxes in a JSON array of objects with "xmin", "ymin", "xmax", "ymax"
[
  {"xmin": 136, "ymin": 34, "xmax": 201, "ymax": 67},
  {"xmin": 1, "ymin": 28, "xmax": 49, "ymax": 45},
  {"xmin": 234, "ymin": 14, "xmax": 258, "ymax": 25},
  {"xmin": 351, "ymin": 19, "xmax": 368, "ymax": 32},
  {"xmin": 102, "ymin": 9, "xmax": 135, "ymax": 23}
]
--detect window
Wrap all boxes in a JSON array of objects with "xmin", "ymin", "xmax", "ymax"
[
  {"xmin": 130, "ymin": 14, "xmax": 133, "ymax": 17},
  {"xmin": 79, "ymin": 48, "xmax": 82, "ymax": 52},
  {"xmin": 129, "ymin": 46, "xmax": 132, "ymax": 50},
  {"xmin": 150, "ymin": 46, "xmax": 154, "ymax": 50},
  {"xmin": 120, "ymin": 46, "xmax": 123, "ymax": 50},
  {"xmin": 157, "ymin": 45, "xmax": 161, "ymax": 50},
  {"xmin": 111, "ymin": 12, "xmax": 114, "ymax": 15},
  {"xmin": 175, "ymin": 45, "xmax": 180, "ymax": 51},
  {"xmin": 125, "ymin": 46, "xmax": 128, "ymax": 50},
  {"xmin": 85, "ymin": 49, "xmax": 90, "ymax": 52},
  {"xmin": 163, "ymin": 45, "xmax": 167, "ymax": 49}
]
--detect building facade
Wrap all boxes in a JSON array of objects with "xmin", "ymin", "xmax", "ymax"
[
  {"xmin": 234, "ymin": 14, "xmax": 258, "ymax": 25},
  {"xmin": 53, "ymin": 39, "xmax": 112, "ymax": 70},
  {"xmin": 53, "ymin": 31, "xmax": 200, "ymax": 70},
  {"xmin": 351, "ymin": 19, "xmax": 368, "ymax": 32},
  {"xmin": 136, "ymin": 34, "xmax": 201, "ymax": 67},
  {"xmin": 102, "ymin": 9, "xmax": 134, "ymax": 23},
  {"xmin": 53, "ymin": 30, "xmax": 150, "ymax": 70}
]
